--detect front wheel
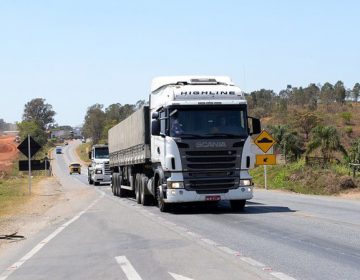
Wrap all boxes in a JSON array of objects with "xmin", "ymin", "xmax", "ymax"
[
  {"xmin": 88, "ymin": 174, "xmax": 93, "ymax": 185},
  {"xmin": 156, "ymin": 184, "xmax": 171, "ymax": 212},
  {"xmin": 230, "ymin": 200, "xmax": 246, "ymax": 212}
]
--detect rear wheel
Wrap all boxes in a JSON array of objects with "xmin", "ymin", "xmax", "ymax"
[
  {"xmin": 135, "ymin": 174, "xmax": 142, "ymax": 204},
  {"xmin": 118, "ymin": 174, "xmax": 127, "ymax": 198},
  {"xmin": 140, "ymin": 175, "xmax": 153, "ymax": 206},
  {"xmin": 230, "ymin": 200, "xmax": 246, "ymax": 212}
]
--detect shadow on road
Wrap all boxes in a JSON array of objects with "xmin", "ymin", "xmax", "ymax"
[{"xmin": 170, "ymin": 201, "xmax": 296, "ymax": 215}]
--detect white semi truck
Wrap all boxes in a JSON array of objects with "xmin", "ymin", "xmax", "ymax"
[
  {"xmin": 88, "ymin": 144, "xmax": 112, "ymax": 185},
  {"xmin": 108, "ymin": 76, "xmax": 261, "ymax": 212}
]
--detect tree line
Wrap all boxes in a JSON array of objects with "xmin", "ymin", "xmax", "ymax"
[{"xmin": 246, "ymin": 81, "xmax": 360, "ymax": 118}]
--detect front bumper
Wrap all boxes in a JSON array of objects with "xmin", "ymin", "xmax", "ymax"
[
  {"xmin": 164, "ymin": 186, "xmax": 253, "ymax": 203},
  {"xmin": 93, "ymin": 174, "xmax": 111, "ymax": 183}
]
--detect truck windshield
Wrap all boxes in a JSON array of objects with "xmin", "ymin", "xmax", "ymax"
[
  {"xmin": 94, "ymin": 147, "xmax": 109, "ymax": 159},
  {"xmin": 169, "ymin": 107, "xmax": 248, "ymax": 138}
]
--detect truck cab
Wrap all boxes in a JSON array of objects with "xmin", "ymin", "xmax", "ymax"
[
  {"xmin": 88, "ymin": 144, "xmax": 111, "ymax": 185},
  {"xmin": 150, "ymin": 76, "xmax": 261, "ymax": 211}
]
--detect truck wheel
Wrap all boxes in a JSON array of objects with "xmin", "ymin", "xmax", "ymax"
[
  {"xmin": 140, "ymin": 175, "xmax": 153, "ymax": 206},
  {"xmin": 230, "ymin": 200, "xmax": 246, "ymax": 212},
  {"xmin": 135, "ymin": 174, "xmax": 141, "ymax": 204},
  {"xmin": 111, "ymin": 175, "xmax": 116, "ymax": 195},
  {"xmin": 88, "ymin": 174, "xmax": 93, "ymax": 185},
  {"xmin": 118, "ymin": 175, "xmax": 127, "ymax": 198},
  {"xmin": 156, "ymin": 184, "xmax": 171, "ymax": 212},
  {"xmin": 94, "ymin": 181, "xmax": 100, "ymax": 186}
]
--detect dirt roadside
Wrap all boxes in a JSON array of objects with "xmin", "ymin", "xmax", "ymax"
[
  {"xmin": 0, "ymin": 135, "xmax": 18, "ymax": 177},
  {"xmin": 0, "ymin": 175, "xmax": 97, "ymax": 258}
]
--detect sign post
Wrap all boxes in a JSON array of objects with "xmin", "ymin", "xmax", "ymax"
[
  {"xmin": 17, "ymin": 135, "xmax": 42, "ymax": 195},
  {"xmin": 254, "ymin": 130, "xmax": 276, "ymax": 190},
  {"xmin": 28, "ymin": 135, "xmax": 32, "ymax": 195}
]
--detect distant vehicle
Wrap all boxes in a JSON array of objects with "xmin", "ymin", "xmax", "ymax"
[
  {"xmin": 56, "ymin": 146, "xmax": 62, "ymax": 154},
  {"xmin": 108, "ymin": 76, "xmax": 261, "ymax": 212},
  {"xmin": 81, "ymin": 138, "xmax": 86, "ymax": 143},
  {"xmin": 88, "ymin": 144, "xmax": 111, "ymax": 185},
  {"xmin": 69, "ymin": 163, "xmax": 81, "ymax": 175},
  {"xmin": 65, "ymin": 142, "xmax": 69, "ymax": 145},
  {"xmin": 14, "ymin": 136, "xmax": 21, "ymax": 143}
]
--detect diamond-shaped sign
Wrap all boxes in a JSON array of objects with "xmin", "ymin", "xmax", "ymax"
[
  {"xmin": 17, "ymin": 136, "xmax": 42, "ymax": 158},
  {"xmin": 254, "ymin": 130, "xmax": 276, "ymax": 153}
]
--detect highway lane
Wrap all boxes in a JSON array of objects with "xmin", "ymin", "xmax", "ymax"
[
  {"xmin": 2, "ymin": 140, "xmax": 359, "ymax": 280},
  {"xmin": 1, "ymin": 142, "xmax": 275, "ymax": 280},
  {"xmin": 68, "ymin": 141, "xmax": 360, "ymax": 280}
]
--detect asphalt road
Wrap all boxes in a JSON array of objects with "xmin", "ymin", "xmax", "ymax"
[{"xmin": 1, "ymin": 141, "xmax": 359, "ymax": 280}]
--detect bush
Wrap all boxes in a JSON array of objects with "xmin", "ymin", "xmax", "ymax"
[{"xmin": 341, "ymin": 112, "xmax": 352, "ymax": 124}]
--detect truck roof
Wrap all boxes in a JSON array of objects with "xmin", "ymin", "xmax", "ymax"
[{"xmin": 151, "ymin": 76, "xmax": 234, "ymax": 92}]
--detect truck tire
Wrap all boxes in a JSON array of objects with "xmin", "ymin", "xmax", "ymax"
[
  {"xmin": 135, "ymin": 174, "xmax": 141, "ymax": 204},
  {"xmin": 118, "ymin": 174, "xmax": 127, "ymax": 198},
  {"xmin": 88, "ymin": 172, "xmax": 93, "ymax": 185},
  {"xmin": 140, "ymin": 175, "xmax": 153, "ymax": 206},
  {"xmin": 230, "ymin": 200, "xmax": 246, "ymax": 212},
  {"xmin": 156, "ymin": 183, "xmax": 171, "ymax": 212},
  {"xmin": 111, "ymin": 175, "xmax": 116, "ymax": 195},
  {"xmin": 114, "ymin": 173, "xmax": 119, "ymax": 196}
]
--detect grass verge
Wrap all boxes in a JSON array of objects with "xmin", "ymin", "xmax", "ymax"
[
  {"xmin": 76, "ymin": 142, "xmax": 91, "ymax": 164},
  {"xmin": 250, "ymin": 159, "xmax": 360, "ymax": 195}
]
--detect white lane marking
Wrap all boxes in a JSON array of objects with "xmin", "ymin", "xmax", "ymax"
[
  {"xmin": 240, "ymin": 257, "xmax": 266, "ymax": 267},
  {"xmin": 217, "ymin": 246, "xmax": 238, "ymax": 255},
  {"xmin": 115, "ymin": 256, "xmax": 142, "ymax": 280},
  {"xmin": 169, "ymin": 272, "xmax": 194, "ymax": 280},
  {"xmin": 271, "ymin": 272, "xmax": 297, "ymax": 280},
  {"xmin": 0, "ymin": 193, "xmax": 104, "ymax": 280}
]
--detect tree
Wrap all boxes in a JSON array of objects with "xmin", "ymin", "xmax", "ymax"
[
  {"xmin": 349, "ymin": 138, "xmax": 360, "ymax": 163},
  {"xmin": 334, "ymin": 81, "xmax": 346, "ymax": 104},
  {"xmin": 23, "ymin": 98, "xmax": 56, "ymax": 129},
  {"xmin": 307, "ymin": 125, "xmax": 347, "ymax": 162},
  {"xmin": 17, "ymin": 121, "xmax": 48, "ymax": 146},
  {"xmin": 83, "ymin": 104, "xmax": 106, "ymax": 144},
  {"xmin": 320, "ymin": 82, "xmax": 335, "ymax": 106},
  {"xmin": 269, "ymin": 125, "xmax": 304, "ymax": 162},
  {"xmin": 293, "ymin": 112, "xmax": 322, "ymax": 140},
  {"xmin": 352, "ymin": 83, "xmax": 360, "ymax": 102}
]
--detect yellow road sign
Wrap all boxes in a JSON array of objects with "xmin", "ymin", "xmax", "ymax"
[
  {"xmin": 254, "ymin": 130, "xmax": 276, "ymax": 153},
  {"xmin": 256, "ymin": 154, "xmax": 276, "ymax": 165}
]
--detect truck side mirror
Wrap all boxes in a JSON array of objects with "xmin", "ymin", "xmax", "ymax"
[
  {"xmin": 88, "ymin": 151, "xmax": 92, "ymax": 159},
  {"xmin": 152, "ymin": 112, "xmax": 159, "ymax": 119},
  {"xmin": 249, "ymin": 117, "xmax": 261, "ymax": 135},
  {"xmin": 151, "ymin": 119, "xmax": 160, "ymax": 136}
]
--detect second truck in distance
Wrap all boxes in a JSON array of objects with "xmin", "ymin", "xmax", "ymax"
[{"xmin": 108, "ymin": 76, "xmax": 261, "ymax": 212}]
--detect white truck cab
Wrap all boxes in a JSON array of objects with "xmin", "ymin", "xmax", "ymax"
[{"xmin": 88, "ymin": 144, "xmax": 111, "ymax": 185}]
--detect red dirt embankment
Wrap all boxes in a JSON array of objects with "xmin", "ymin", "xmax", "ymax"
[{"xmin": 0, "ymin": 135, "xmax": 19, "ymax": 176}]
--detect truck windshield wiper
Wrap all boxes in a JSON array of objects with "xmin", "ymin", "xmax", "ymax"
[
  {"xmin": 177, "ymin": 133, "xmax": 204, "ymax": 138},
  {"xmin": 204, "ymin": 133, "xmax": 243, "ymax": 138}
]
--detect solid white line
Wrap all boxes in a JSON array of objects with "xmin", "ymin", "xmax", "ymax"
[
  {"xmin": 270, "ymin": 272, "xmax": 297, "ymax": 280},
  {"xmin": 169, "ymin": 272, "xmax": 194, "ymax": 280},
  {"xmin": 240, "ymin": 257, "xmax": 266, "ymax": 267},
  {"xmin": 115, "ymin": 256, "xmax": 142, "ymax": 280},
  {"xmin": 0, "ymin": 193, "xmax": 104, "ymax": 280}
]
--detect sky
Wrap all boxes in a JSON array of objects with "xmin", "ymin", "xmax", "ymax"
[{"xmin": 0, "ymin": 0, "xmax": 359, "ymax": 126}]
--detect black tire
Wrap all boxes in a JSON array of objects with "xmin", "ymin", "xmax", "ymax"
[
  {"xmin": 156, "ymin": 183, "xmax": 171, "ymax": 212},
  {"xmin": 94, "ymin": 181, "xmax": 100, "ymax": 186},
  {"xmin": 118, "ymin": 174, "xmax": 127, "ymax": 198},
  {"xmin": 111, "ymin": 175, "xmax": 116, "ymax": 195},
  {"xmin": 230, "ymin": 200, "xmax": 246, "ymax": 212},
  {"xmin": 135, "ymin": 174, "xmax": 141, "ymax": 204},
  {"xmin": 140, "ymin": 175, "xmax": 153, "ymax": 206},
  {"xmin": 88, "ymin": 173, "xmax": 93, "ymax": 185},
  {"xmin": 114, "ymin": 174, "xmax": 119, "ymax": 196}
]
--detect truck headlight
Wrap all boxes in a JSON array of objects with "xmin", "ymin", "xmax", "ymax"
[
  {"xmin": 95, "ymin": 169, "xmax": 103, "ymax": 174},
  {"xmin": 167, "ymin": 181, "xmax": 184, "ymax": 189},
  {"xmin": 240, "ymin": 179, "xmax": 252, "ymax": 186}
]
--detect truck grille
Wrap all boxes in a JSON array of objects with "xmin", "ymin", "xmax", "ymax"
[
  {"xmin": 178, "ymin": 142, "xmax": 244, "ymax": 194},
  {"xmin": 104, "ymin": 162, "xmax": 111, "ymax": 175}
]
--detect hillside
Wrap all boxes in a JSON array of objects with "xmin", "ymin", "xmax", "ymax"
[{"xmin": 248, "ymin": 102, "xmax": 360, "ymax": 196}]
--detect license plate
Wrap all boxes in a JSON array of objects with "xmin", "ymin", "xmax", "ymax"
[{"xmin": 205, "ymin": 195, "xmax": 221, "ymax": 201}]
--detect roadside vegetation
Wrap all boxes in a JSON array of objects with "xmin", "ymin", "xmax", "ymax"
[
  {"xmin": 247, "ymin": 81, "xmax": 360, "ymax": 195},
  {"xmin": 76, "ymin": 142, "xmax": 92, "ymax": 164}
]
